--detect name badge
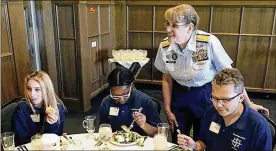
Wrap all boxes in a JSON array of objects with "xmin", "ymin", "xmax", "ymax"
[
  {"xmin": 109, "ymin": 107, "xmax": 119, "ymax": 116},
  {"xmin": 209, "ymin": 121, "xmax": 220, "ymax": 134},
  {"xmin": 30, "ymin": 114, "xmax": 40, "ymax": 122}
]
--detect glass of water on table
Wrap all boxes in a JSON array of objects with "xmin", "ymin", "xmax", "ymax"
[
  {"xmin": 99, "ymin": 124, "xmax": 112, "ymax": 150},
  {"xmin": 83, "ymin": 115, "xmax": 96, "ymax": 139},
  {"xmin": 1, "ymin": 132, "xmax": 15, "ymax": 151}
]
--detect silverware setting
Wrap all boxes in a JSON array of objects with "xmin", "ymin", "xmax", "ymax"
[
  {"xmin": 140, "ymin": 136, "xmax": 147, "ymax": 147},
  {"xmin": 62, "ymin": 135, "xmax": 76, "ymax": 145},
  {"xmin": 167, "ymin": 144, "xmax": 178, "ymax": 150},
  {"xmin": 94, "ymin": 136, "xmax": 106, "ymax": 147}
]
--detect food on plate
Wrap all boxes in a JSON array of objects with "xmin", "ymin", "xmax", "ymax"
[
  {"xmin": 45, "ymin": 106, "xmax": 55, "ymax": 114},
  {"xmin": 111, "ymin": 125, "xmax": 144, "ymax": 146}
]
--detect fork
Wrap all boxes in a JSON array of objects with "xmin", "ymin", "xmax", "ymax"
[
  {"xmin": 128, "ymin": 107, "xmax": 143, "ymax": 130},
  {"xmin": 176, "ymin": 129, "xmax": 193, "ymax": 150}
]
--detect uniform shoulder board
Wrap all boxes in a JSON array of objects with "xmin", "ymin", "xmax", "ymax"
[
  {"xmin": 161, "ymin": 39, "xmax": 170, "ymax": 48},
  {"xmin": 196, "ymin": 34, "xmax": 210, "ymax": 43}
]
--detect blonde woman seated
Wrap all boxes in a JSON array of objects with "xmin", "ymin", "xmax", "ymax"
[{"xmin": 12, "ymin": 71, "xmax": 66, "ymax": 146}]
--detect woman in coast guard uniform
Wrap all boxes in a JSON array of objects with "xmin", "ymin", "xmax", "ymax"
[{"xmin": 154, "ymin": 4, "xmax": 269, "ymax": 143}]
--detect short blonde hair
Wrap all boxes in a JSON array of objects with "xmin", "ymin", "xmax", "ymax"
[
  {"xmin": 24, "ymin": 71, "xmax": 66, "ymax": 121},
  {"xmin": 212, "ymin": 68, "xmax": 244, "ymax": 94},
  {"xmin": 165, "ymin": 4, "xmax": 200, "ymax": 29}
]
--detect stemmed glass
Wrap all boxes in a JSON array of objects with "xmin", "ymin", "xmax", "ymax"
[
  {"xmin": 82, "ymin": 115, "xmax": 96, "ymax": 139},
  {"xmin": 98, "ymin": 124, "xmax": 112, "ymax": 150}
]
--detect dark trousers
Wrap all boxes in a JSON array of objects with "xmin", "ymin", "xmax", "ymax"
[
  {"xmin": 171, "ymin": 108, "xmax": 201, "ymax": 143},
  {"xmin": 171, "ymin": 81, "xmax": 212, "ymax": 143}
]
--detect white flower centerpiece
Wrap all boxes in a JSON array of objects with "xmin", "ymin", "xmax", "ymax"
[
  {"xmin": 109, "ymin": 49, "xmax": 150, "ymax": 69},
  {"xmin": 111, "ymin": 49, "xmax": 149, "ymax": 62}
]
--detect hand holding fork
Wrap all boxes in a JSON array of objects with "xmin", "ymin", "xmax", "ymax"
[
  {"xmin": 176, "ymin": 129, "xmax": 194, "ymax": 151},
  {"xmin": 128, "ymin": 107, "xmax": 143, "ymax": 130}
]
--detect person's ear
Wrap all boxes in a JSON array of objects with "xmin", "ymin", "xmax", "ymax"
[
  {"xmin": 187, "ymin": 23, "xmax": 194, "ymax": 33},
  {"xmin": 239, "ymin": 94, "xmax": 245, "ymax": 103}
]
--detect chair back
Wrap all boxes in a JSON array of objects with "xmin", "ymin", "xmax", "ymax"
[
  {"xmin": 258, "ymin": 111, "xmax": 276, "ymax": 149},
  {"xmin": 1, "ymin": 97, "xmax": 23, "ymax": 133}
]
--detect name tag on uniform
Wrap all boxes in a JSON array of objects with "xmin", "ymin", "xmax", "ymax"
[
  {"xmin": 109, "ymin": 107, "xmax": 119, "ymax": 116},
  {"xmin": 30, "ymin": 114, "xmax": 40, "ymax": 122},
  {"xmin": 209, "ymin": 121, "xmax": 220, "ymax": 134}
]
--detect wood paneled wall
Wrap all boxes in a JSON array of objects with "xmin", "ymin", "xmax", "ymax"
[
  {"xmin": 114, "ymin": 1, "xmax": 276, "ymax": 93},
  {"xmin": 51, "ymin": 1, "xmax": 113, "ymax": 111},
  {"xmin": 1, "ymin": 1, "xmax": 30, "ymax": 105}
]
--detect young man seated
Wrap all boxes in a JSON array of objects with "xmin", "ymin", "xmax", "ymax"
[
  {"xmin": 99, "ymin": 68, "xmax": 161, "ymax": 137},
  {"xmin": 177, "ymin": 68, "xmax": 272, "ymax": 151}
]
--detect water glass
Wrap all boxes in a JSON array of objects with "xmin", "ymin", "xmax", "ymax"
[
  {"xmin": 153, "ymin": 134, "xmax": 168, "ymax": 150},
  {"xmin": 31, "ymin": 134, "xmax": 42, "ymax": 150},
  {"xmin": 83, "ymin": 115, "xmax": 96, "ymax": 139},
  {"xmin": 157, "ymin": 123, "xmax": 169, "ymax": 138},
  {"xmin": 1, "ymin": 132, "xmax": 15, "ymax": 151},
  {"xmin": 99, "ymin": 124, "xmax": 112, "ymax": 150}
]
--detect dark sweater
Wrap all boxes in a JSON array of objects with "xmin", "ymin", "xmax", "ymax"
[{"xmin": 12, "ymin": 100, "xmax": 65, "ymax": 146}]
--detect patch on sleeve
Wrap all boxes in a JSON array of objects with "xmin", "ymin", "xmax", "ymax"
[
  {"xmin": 196, "ymin": 34, "xmax": 210, "ymax": 43},
  {"xmin": 161, "ymin": 40, "xmax": 170, "ymax": 48}
]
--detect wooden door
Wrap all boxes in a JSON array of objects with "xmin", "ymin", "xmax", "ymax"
[{"xmin": 52, "ymin": 3, "xmax": 83, "ymax": 110}]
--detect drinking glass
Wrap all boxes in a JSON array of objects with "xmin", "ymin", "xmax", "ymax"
[
  {"xmin": 1, "ymin": 132, "xmax": 15, "ymax": 151},
  {"xmin": 153, "ymin": 134, "xmax": 168, "ymax": 150},
  {"xmin": 83, "ymin": 115, "xmax": 96, "ymax": 139},
  {"xmin": 157, "ymin": 123, "xmax": 169, "ymax": 138},
  {"xmin": 31, "ymin": 134, "xmax": 42, "ymax": 150},
  {"xmin": 98, "ymin": 124, "xmax": 112, "ymax": 150}
]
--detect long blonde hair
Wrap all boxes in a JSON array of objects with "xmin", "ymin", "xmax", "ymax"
[{"xmin": 24, "ymin": 71, "xmax": 66, "ymax": 121}]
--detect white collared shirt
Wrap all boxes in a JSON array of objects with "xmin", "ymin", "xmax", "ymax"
[{"xmin": 154, "ymin": 30, "xmax": 233, "ymax": 87}]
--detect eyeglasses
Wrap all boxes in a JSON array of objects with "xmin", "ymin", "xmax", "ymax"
[
  {"xmin": 164, "ymin": 21, "xmax": 186, "ymax": 28},
  {"xmin": 110, "ymin": 87, "xmax": 132, "ymax": 100},
  {"xmin": 210, "ymin": 93, "xmax": 242, "ymax": 104}
]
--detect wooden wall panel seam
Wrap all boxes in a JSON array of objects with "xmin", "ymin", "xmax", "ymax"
[
  {"xmin": 126, "ymin": 5, "xmax": 129, "ymax": 48},
  {"xmin": 209, "ymin": 7, "xmax": 213, "ymax": 33},
  {"xmin": 151, "ymin": 5, "xmax": 156, "ymax": 81},
  {"xmin": 263, "ymin": 8, "xmax": 276, "ymax": 89},
  {"xmin": 235, "ymin": 6, "xmax": 244, "ymax": 69}
]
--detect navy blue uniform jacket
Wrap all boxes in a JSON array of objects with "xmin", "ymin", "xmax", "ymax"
[
  {"xmin": 12, "ymin": 100, "xmax": 65, "ymax": 146},
  {"xmin": 99, "ymin": 90, "xmax": 161, "ymax": 136}
]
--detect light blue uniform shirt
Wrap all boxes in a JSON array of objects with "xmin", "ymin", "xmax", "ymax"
[{"xmin": 154, "ymin": 30, "xmax": 233, "ymax": 87}]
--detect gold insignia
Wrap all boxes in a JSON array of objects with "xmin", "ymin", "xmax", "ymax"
[
  {"xmin": 162, "ymin": 40, "xmax": 170, "ymax": 48},
  {"xmin": 196, "ymin": 34, "xmax": 210, "ymax": 43}
]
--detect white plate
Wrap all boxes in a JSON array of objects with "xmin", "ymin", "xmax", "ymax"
[
  {"xmin": 110, "ymin": 132, "xmax": 140, "ymax": 146},
  {"xmin": 110, "ymin": 140, "xmax": 138, "ymax": 146}
]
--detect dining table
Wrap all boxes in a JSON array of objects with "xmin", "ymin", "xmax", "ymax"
[{"xmin": 15, "ymin": 133, "xmax": 188, "ymax": 150}]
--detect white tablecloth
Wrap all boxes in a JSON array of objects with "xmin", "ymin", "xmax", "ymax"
[{"xmin": 16, "ymin": 133, "xmax": 178, "ymax": 150}]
